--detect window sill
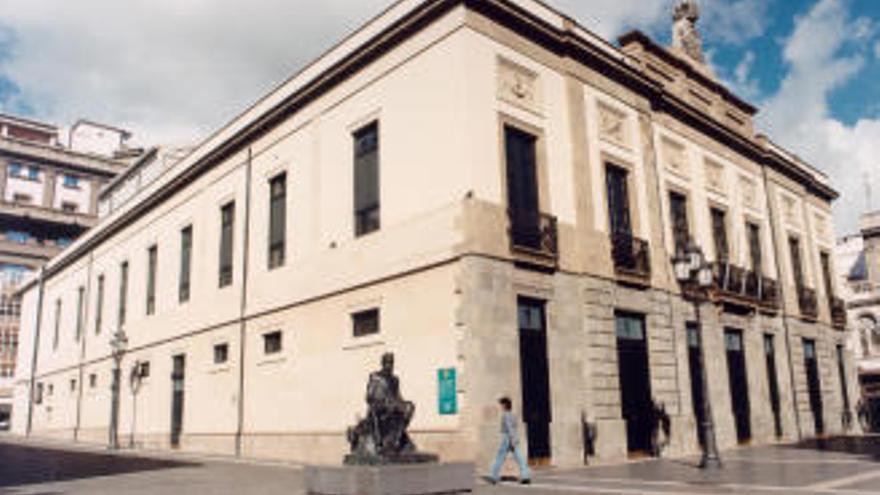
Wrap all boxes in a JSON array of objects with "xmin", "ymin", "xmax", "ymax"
[
  {"xmin": 343, "ymin": 337, "xmax": 384, "ymax": 351},
  {"xmin": 209, "ymin": 364, "xmax": 232, "ymax": 374},
  {"xmin": 257, "ymin": 356, "xmax": 286, "ymax": 367}
]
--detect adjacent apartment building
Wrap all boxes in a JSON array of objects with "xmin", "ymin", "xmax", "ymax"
[
  {"xmin": 11, "ymin": 0, "xmax": 859, "ymax": 467},
  {"xmin": 0, "ymin": 113, "xmax": 133, "ymax": 428},
  {"xmin": 837, "ymin": 211, "xmax": 880, "ymax": 432}
]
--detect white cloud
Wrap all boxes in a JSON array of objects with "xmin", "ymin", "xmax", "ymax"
[
  {"xmin": 700, "ymin": 0, "xmax": 772, "ymax": 44},
  {"xmin": 0, "ymin": 0, "xmax": 393, "ymax": 146},
  {"xmin": 875, "ymin": 40, "xmax": 880, "ymax": 59},
  {"xmin": 759, "ymin": 0, "xmax": 878, "ymax": 234}
]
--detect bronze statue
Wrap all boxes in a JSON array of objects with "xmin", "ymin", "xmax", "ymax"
[{"xmin": 345, "ymin": 353, "xmax": 437, "ymax": 465}]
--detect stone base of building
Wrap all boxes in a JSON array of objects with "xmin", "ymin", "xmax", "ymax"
[{"xmin": 305, "ymin": 462, "xmax": 474, "ymax": 495}]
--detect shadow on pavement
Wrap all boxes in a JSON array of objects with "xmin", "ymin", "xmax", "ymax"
[
  {"xmin": 0, "ymin": 442, "xmax": 199, "ymax": 488},
  {"xmin": 785, "ymin": 435, "xmax": 880, "ymax": 461}
]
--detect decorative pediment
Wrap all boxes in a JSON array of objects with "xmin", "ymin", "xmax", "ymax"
[
  {"xmin": 704, "ymin": 159, "xmax": 725, "ymax": 194},
  {"xmin": 497, "ymin": 58, "xmax": 540, "ymax": 113},
  {"xmin": 597, "ymin": 102, "xmax": 630, "ymax": 149}
]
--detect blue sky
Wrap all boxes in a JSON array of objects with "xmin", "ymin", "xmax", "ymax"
[{"xmin": 0, "ymin": 0, "xmax": 876, "ymax": 234}]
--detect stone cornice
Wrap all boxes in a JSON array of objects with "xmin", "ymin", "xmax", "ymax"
[{"xmin": 0, "ymin": 136, "xmax": 128, "ymax": 178}]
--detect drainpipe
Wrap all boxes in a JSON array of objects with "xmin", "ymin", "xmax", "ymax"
[
  {"xmin": 234, "ymin": 147, "xmax": 254, "ymax": 457},
  {"xmin": 761, "ymin": 166, "xmax": 803, "ymax": 441},
  {"xmin": 25, "ymin": 267, "xmax": 47, "ymax": 436}
]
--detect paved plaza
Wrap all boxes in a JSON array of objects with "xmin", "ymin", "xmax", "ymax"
[{"xmin": 0, "ymin": 435, "xmax": 879, "ymax": 494}]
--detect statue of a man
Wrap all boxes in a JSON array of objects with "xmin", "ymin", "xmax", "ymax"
[
  {"xmin": 672, "ymin": 0, "xmax": 706, "ymax": 64},
  {"xmin": 366, "ymin": 353, "xmax": 416, "ymax": 455}
]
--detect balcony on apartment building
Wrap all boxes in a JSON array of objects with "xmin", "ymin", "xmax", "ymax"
[
  {"xmin": 830, "ymin": 296, "xmax": 847, "ymax": 330},
  {"xmin": 611, "ymin": 232, "xmax": 651, "ymax": 283},
  {"xmin": 508, "ymin": 209, "xmax": 558, "ymax": 269},
  {"xmin": 797, "ymin": 286, "xmax": 820, "ymax": 320},
  {"xmin": 708, "ymin": 261, "xmax": 781, "ymax": 312}
]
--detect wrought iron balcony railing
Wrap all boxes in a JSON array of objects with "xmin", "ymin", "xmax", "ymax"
[
  {"xmin": 708, "ymin": 262, "xmax": 780, "ymax": 311},
  {"xmin": 798, "ymin": 286, "xmax": 819, "ymax": 319},
  {"xmin": 508, "ymin": 210, "xmax": 558, "ymax": 262},
  {"xmin": 611, "ymin": 233, "xmax": 651, "ymax": 280},
  {"xmin": 830, "ymin": 296, "xmax": 847, "ymax": 329},
  {"xmin": 758, "ymin": 277, "xmax": 781, "ymax": 310}
]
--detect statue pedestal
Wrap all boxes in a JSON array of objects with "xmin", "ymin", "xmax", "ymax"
[{"xmin": 305, "ymin": 462, "xmax": 474, "ymax": 495}]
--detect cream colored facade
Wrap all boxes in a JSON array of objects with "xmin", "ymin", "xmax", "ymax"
[{"xmin": 12, "ymin": 0, "xmax": 858, "ymax": 467}]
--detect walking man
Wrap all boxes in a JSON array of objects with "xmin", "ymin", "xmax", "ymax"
[{"xmin": 488, "ymin": 397, "xmax": 531, "ymax": 485}]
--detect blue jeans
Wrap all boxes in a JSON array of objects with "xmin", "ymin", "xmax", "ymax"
[{"xmin": 489, "ymin": 436, "xmax": 531, "ymax": 481}]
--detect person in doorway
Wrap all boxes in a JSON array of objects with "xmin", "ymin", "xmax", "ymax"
[{"xmin": 487, "ymin": 397, "xmax": 531, "ymax": 485}]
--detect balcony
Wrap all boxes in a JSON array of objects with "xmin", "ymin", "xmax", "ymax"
[
  {"xmin": 708, "ymin": 262, "xmax": 780, "ymax": 312},
  {"xmin": 611, "ymin": 233, "xmax": 651, "ymax": 282},
  {"xmin": 798, "ymin": 287, "xmax": 819, "ymax": 320},
  {"xmin": 830, "ymin": 296, "xmax": 847, "ymax": 329},
  {"xmin": 508, "ymin": 210, "xmax": 558, "ymax": 269}
]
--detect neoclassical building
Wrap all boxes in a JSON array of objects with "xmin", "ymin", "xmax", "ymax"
[
  {"xmin": 837, "ymin": 211, "xmax": 880, "ymax": 432},
  {"xmin": 12, "ymin": 0, "xmax": 858, "ymax": 466}
]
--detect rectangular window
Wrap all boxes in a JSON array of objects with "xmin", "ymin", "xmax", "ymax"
[
  {"xmin": 53, "ymin": 299, "xmax": 61, "ymax": 350},
  {"xmin": 354, "ymin": 122, "xmax": 380, "ymax": 237},
  {"xmin": 118, "ymin": 261, "xmax": 129, "ymax": 327},
  {"xmin": 505, "ymin": 125, "xmax": 542, "ymax": 250},
  {"xmin": 352, "ymin": 308, "xmax": 380, "ymax": 338},
  {"xmin": 615, "ymin": 312, "xmax": 646, "ymax": 341},
  {"xmin": 263, "ymin": 331, "xmax": 282, "ymax": 355},
  {"xmin": 789, "ymin": 237, "xmax": 805, "ymax": 291},
  {"xmin": 710, "ymin": 207, "xmax": 729, "ymax": 261},
  {"xmin": 70, "ymin": 379, "xmax": 76, "ymax": 392},
  {"xmin": 268, "ymin": 173, "xmax": 287, "ymax": 269},
  {"xmin": 6, "ymin": 230, "xmax": 29, "ymax": 244},
  {"xmin": 95, "ymin": 275, "xmax": 104, "ymax": 335},
  {"xmin": 89, "ymin": 374, "xmax": 97, "ymax": 388},
  {"xmin": 12, "ymin": 193, "xmax": 31, "ymax": 204},
  {"xmin": 63, "ymin": 174, "xmax": 79, "ymax": 188},
  {"xmin": 219, "ymin": 202, "xmax": 235, "ymax": 288},
  {"xmin": 747, "ymin": 222, "xmax": 762, "ymax": 274},
  {"xmin": 669, "ymin": 191, "xmax": 689, "ymax": 254},
  {"xmin": 605, "ymin": 164, "xmax": 631, "ymax": 235},
  {"xmin": 179, "ymin": 226, "xmax": 192, "ymax": 303},
  {"xmin": 27, "ymin": 166, "xmax": 39, "ymax": 181},
  {"xmin": 214, "ymin": 343, "xmax": 229, "ymax": 364},
  {"xmin": 8, "ymin": 163, "xmax": 22, "ymax": 177},
  {"xmin": 35, "ymin": 383, "xmax": 43, "ymax": 404},
  {"xmin": 75, "ymin": 286, "xmax": 85, "ymax": 342},
  {"xmin": 61, "ymin": 202, "xmax": 78, "ymax": 213},
  {"xmin": 146, "ymin": 245, "xmax": 157, "ymax": 315},
  {"xmin": 139, "ymin": 361, "xmax": 150, "ymax": 379},
  {"xmin": 820, "ymin": 251, "xmax": 834, "ymax": 299}
]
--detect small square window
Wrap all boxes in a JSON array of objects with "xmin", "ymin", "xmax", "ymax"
[
  {"xmin": 63, "ymin": 174, "xmax": 80, "ymax": 188},
  {"xmin": 352, "ymin": 309, "xmax": 380, "ymax": 338},
  {"xmin": 139, "ymin": 361, "xmax": 150, "ymax": 378},
  {"xmin": 27, "ymin": 166, "xmax": 39, "ymax": 181},
  {"xmin": 263, "ymin": 331, "xmax": 282, "ymax": 355},
  {"xmin": 89, "ymin": 374, "xmax": 97, "ymax": 388},
  {"xmin": 8, "ymin": 163, "xmax": 22, "ymax": 177},
  {"xmin": 61, "ymin": 202, "xmax": 78, "ymax": 213},
  {"xmin": 214, "ymin": 343, "xmax": 229, "ymax": 364}
]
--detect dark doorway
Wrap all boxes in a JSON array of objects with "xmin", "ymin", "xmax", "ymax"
[
  {"xmin": 505, "ymin": 126, "xmax": 541, "ymax": 250},
  {"xmin": 803, "ymin": 339, "xmax": 824, "ymax": 436},
  {"xmin": 764, "ymin": 334, "xmax": 783, "ymax": 438},
  {"xmin": 836, "ymin": 344, "xmax": 851, "ymax": 429},
  {"xmin": 517, "ymin": 297, "xmax": 551, "ymax": 463},
  {"xmin": 170, "ymin": 354, "xmax": 185, "ymax": 448},
  {"xmin": 616, "ymin": 312, "xmax": 652, "ymax": 454},
  {"xmin": 725, "ymin": 328, "xmax": 751, "ymax": 443},
  {"xmin": 686, "ymin": 323, "xmax": 706, "ymax": 447}
]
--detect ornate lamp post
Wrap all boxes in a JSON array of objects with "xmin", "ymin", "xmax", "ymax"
[
  {"xmin": 672, "ymin": 239, "xmax": 722, "ymax": 469},
  {"xmin": 108, "ymin": 330, "xmax": 128, "ymax": 450}
]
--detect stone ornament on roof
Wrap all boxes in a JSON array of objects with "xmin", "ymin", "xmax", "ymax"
[{"xmin": 672, "ymin": 0, "xmax": 706, "ymax": 65}]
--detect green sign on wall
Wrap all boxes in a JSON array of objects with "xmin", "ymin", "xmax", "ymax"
[{"xmin": 437, "ymin": 368, "xmax": 458, "ymax": 415}]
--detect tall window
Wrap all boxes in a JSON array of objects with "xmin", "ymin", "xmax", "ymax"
[
  {"xmin": 146, "ymin": 245, "xmax": 157, "ymax": 315},
  {"xmin": 747, "ymin": 222, "xmax": 762, "ymax": 274},
  {"xmin": 179, "ymin": 226, "xmax": 192, "ymax": 303},
  {"xmin": 219, "ymin": 202, "xmax": 235, "ymax": 288},
  {"xmin": 118, "ymin": 261, "xmax": 129, "ymax": 327},
  {"xmin": 75, "ymin": 286, "xmax": 85, "ymax": 342},
  {"xmin": 605, "ymin": 164, "xmax": 631, "ymax": 236},
  {"xmin": 268, "ymin": 173, "xmax": 287, "ymax": 269},
  {"xmin": 95, "ymin": 275, "xmax": 104, "ymax": 335},
  {"xmin": 52, "ymin": 299, "xmax": 61, "ymax": 350},
  {"xmin": 710, "ymin": 207, "xmax": 728, "ymax": 262},
  {"xmin": 789, "ymin": 237, "xmax": 805, "ymax": 291},
  {"xmin": 669, "ymin": 191, "xmax": 689, "ymax": 254},
  {"xmin": 354, "ymin": 122, "xmax": 380, "ymax": 237},
  {"xmin": 820, "ymin": 251, "xmax": 834, "ymax": 298},
  {"xmin": 505, "ymin": 125, "xmax": 541, "ymax": 249}
]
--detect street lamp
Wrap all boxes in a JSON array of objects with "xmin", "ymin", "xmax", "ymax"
[
  {"xmin": 108, "ymin": 330, "xmax": 128, "ymax": 450},
  {"xmin": 672, "ymin": 239, "xmax": 722, "ymax": 469},
  {"xmin": 129, "ymin": 360, "xmax": 144, "ymax": 449}
]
